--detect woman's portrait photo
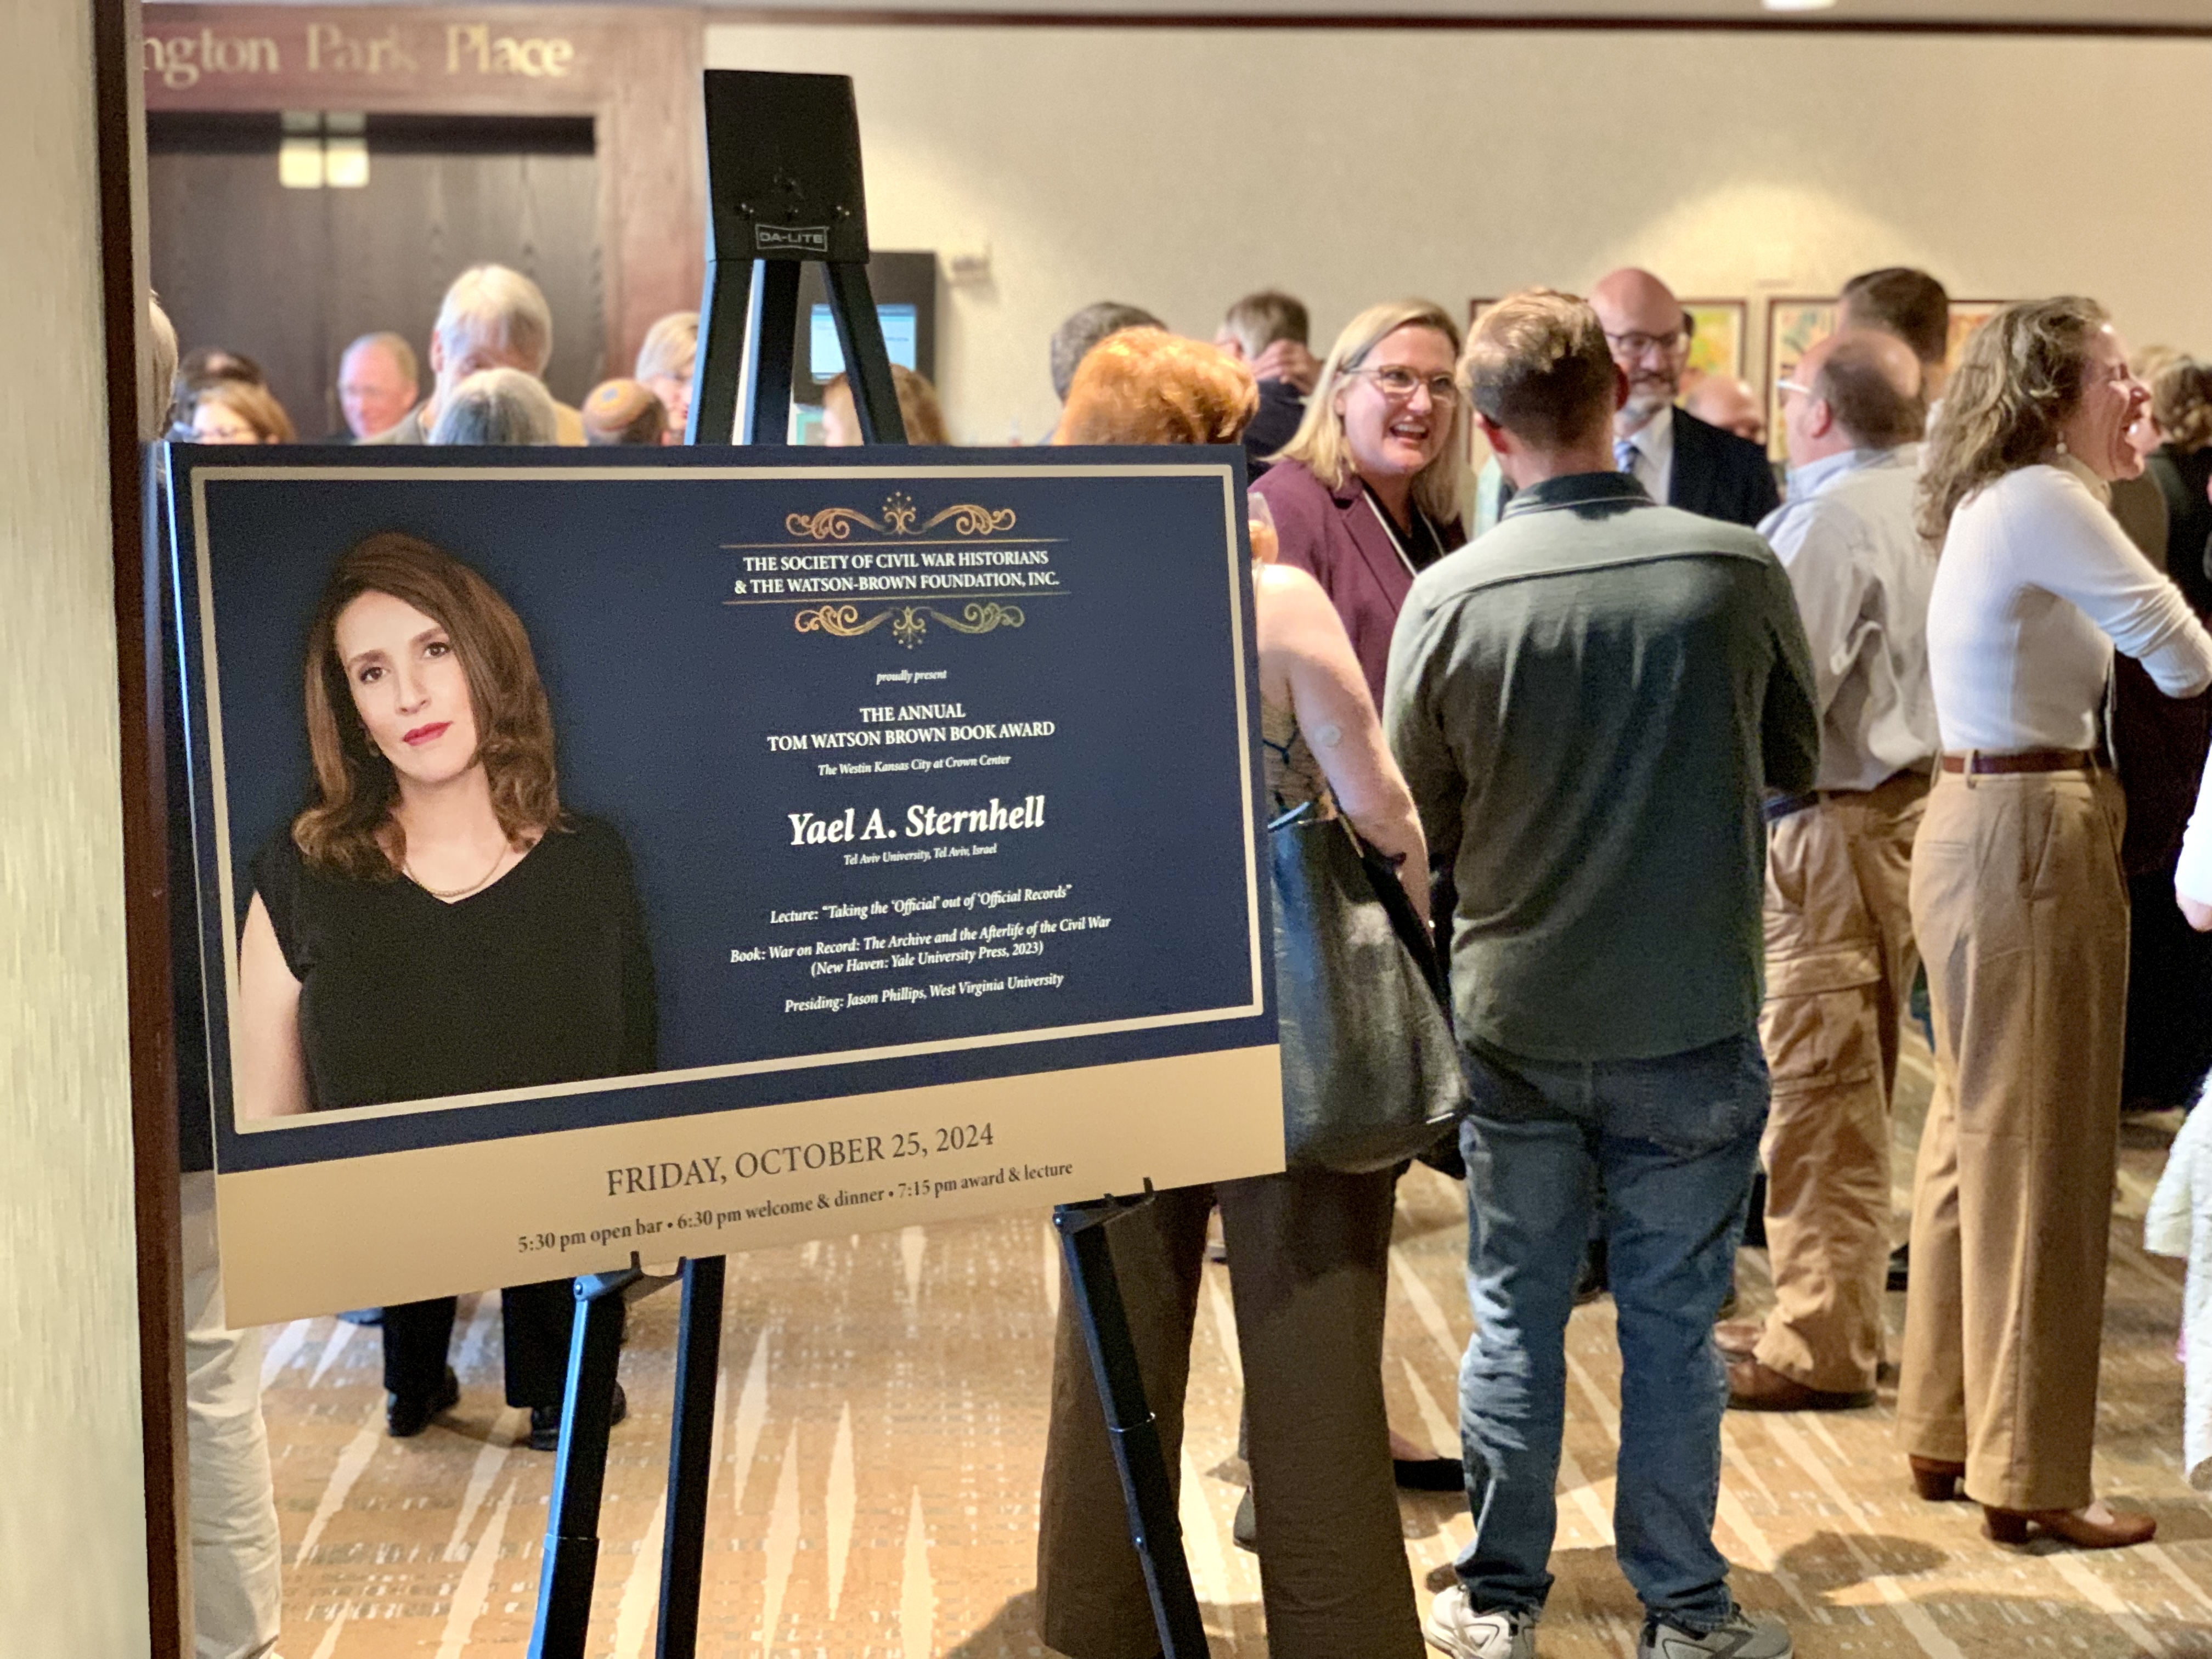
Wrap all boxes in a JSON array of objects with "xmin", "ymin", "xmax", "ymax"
[{"xmin": 233, "ymin": 530, "xmax": 658, "ymax": 1122}]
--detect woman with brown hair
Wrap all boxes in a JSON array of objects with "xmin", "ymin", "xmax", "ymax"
[
  {"xmin": 189, "ymin": 377, "xmax": 296, "ymax": 444},
  {"xmin": 235, "ymin": 531, "xmax": 655, "ymax": 1446},
  {"xmin": 1039, "ymin": 329, "xmax": 1429, "ymax": 1659},
  {"xmin": 1901, "ymin": 297, "xmax": 2212, "ymax": 1548}
]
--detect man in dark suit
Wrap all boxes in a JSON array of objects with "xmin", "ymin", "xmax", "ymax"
[{"xmin": 1591, "ymin": 268, "xmax": 1779, "ymax": 528}]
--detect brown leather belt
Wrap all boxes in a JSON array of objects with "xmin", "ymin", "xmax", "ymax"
[{"xmin": 1939, "ymin": 749, "xmax": 2096, "ymax": 775}]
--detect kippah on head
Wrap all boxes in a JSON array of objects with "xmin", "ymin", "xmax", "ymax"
[{"xmin": 583, "ymin": 378, "xmax": 667, "ymax": 447}]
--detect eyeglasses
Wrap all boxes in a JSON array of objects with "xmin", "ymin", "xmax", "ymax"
[
  {"xmin": 1604, "ymin": 330, "xmax": 1684, "ymax": 358},
  {"xmin": 1776, "ymin": 379, "xmax": 1813, "ymax": 399},
  {"xmin": 1347, "ymin": 365, "xmax": 1461, "ymax": 405}
]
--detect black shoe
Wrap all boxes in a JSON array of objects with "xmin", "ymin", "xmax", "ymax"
[
  {"xmin": 1394, "ymin": 1455, "xmax": 1465, "ymax": 1492},
  {"xmin": 1574, "ymin": 1239, "xmax": 1610, "ymax": 1305},
  {"xmin": 529, "ymin": 1381, "xmax": 627, "ymax": 1452},
  {"xmin": 387, "ymin": 1367, "xmax": 460, "ymax": 1438},
  {"xmin": 1887, "ymin": 1243, "xmax": 1910, "ymax": 1293}
]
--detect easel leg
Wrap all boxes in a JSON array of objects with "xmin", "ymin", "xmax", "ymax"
[
  {"xmin": 1053, "ymin": 1199, "xmax": 1211, "ymax": 1659},
  {"xmin": 655, "ymin": 1256, "xmax": 727, "ymax": 1659},
  {"xmin": 528, "ymin": 1270, "xmax": 638, "ymax": 1659}
]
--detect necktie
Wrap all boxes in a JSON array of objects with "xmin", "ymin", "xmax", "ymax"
[{"xmin": 1615, "ymin": 438, "xmax": 1638, "ymax": 478}]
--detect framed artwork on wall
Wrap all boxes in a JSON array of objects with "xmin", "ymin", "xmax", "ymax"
[
  {"xmin": 1682, "ymin": 300, "xmax": 1748, "ymax": 385},
  {"xmin": 1764, "ymin": 297, "xmax": 1839, "ymax": 456},
  {"xmin": 1946, "ymin": 300, "xmax": 2008, "ymax": 375},
  {"xmin": 1468, "ymin": 297, "xmax": 1499, "ymax": 331}
]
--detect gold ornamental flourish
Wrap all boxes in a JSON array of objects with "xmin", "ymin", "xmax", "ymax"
[
  {"xmin": 781, "ymin": 500, "xmax": 1018, "ymax": 540},
  {"xmin": 791, "ymin": 601, "xmax": 1027, "ymax": 648},
  {"xmin": 784, "ymin": 506, "xmax": 882, "ymax": 540},
  {"xmin": 924, "ymin": 504, "xmax": 1019, "ymax": 535},
  {"xmin": 792, "ymin": 603, "xmax": 893, "ymax": 637}
]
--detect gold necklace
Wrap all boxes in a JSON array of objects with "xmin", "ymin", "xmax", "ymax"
[{"xmin": 406, "ymin": 842, "xmax": 508, "ymax": 900}]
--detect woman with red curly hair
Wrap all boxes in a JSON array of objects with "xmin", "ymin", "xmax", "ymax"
[{"xmin": 1041, "ymin": 329, "xmax": 1429, "ymax": 1659}]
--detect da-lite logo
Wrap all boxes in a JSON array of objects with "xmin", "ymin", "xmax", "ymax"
[{"xmin": 754, "ymin": 224, "xmax": 830, "ymax": 255}]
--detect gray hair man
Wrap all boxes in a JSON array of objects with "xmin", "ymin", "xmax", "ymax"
[
  {"xmin": 1391, "ymin": 288, "xmax": 1812, "ymax": 1659},
  {"xmin": 1715, "ymin": 330, "xmax": 1938, "ymax": 1415},
  {"xmin": 364, "ymin": 264, "xmax": 582, "ymax": 445},
  {"xmin": 335, "ymin": 330, "xmax": 420, "ymax": 441},
  {"xmin": 428, "ymin": 366, "xmax": 560, "ymax": 445},
  {"xmin": 1045, "ymin": 301, "xmax": 1162, "ymax": 429},
  {"xmin": 1214, "ymin": 289, "xmax": 1318, "ymax": 473}
]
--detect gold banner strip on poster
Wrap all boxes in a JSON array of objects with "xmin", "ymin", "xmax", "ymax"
[{"xmin": 215, "ymin": 1045, "xmax": 1284, "ymax": 1327}]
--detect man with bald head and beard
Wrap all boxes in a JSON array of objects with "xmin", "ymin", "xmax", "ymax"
[
  {"xmin": 1592, "ymin": 268, "xmax": 1779, "ymax": 527},
  {"xmin": 1714, "ymin": 330, "xmax": 1939, "ymax": 1413}
]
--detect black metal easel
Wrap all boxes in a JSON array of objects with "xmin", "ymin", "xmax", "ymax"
[
  {"xmin": 530, "ymin": 66, "xmax": 1203, "ymax": 1659},
  {"xmin": 684, "ymin": 70, "xmax": 907, "ymax": 448}
]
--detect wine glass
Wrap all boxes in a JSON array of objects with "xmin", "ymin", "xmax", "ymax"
[{"xmin": 1246, "ymin": 491, "xmax": 1279, "ymax": 566}]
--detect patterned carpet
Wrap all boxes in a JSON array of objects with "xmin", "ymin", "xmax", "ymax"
[{"xmin": 254, "ymin": 1036, "xmax": 2212, "ymax": 1657}]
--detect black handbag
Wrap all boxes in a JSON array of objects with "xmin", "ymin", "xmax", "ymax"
[{"xmin": 1268, "ymin": 800, "xmax": 1468, "ymax": 1172}]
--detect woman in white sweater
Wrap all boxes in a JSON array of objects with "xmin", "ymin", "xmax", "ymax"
[{"xmin": 1901, "ymin": 297, "xmax": 2212, "ymax": 1549}]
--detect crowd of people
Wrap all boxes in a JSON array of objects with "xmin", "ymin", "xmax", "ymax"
[{"xmin": 162, "ymin": 256, "xmax": 2212, "ymax": 1659}]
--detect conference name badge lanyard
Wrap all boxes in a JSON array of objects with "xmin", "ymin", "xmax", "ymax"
[{"xmin": 1363, "ymin": 489, "xmax": 1439, "ymax": 580}]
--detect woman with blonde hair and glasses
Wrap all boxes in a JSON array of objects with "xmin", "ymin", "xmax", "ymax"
[
  {"xmin": 1252, "ymin": 300, "xmax": 1469, "ymax": 710},
  {"xmin": 1040, "ymin": 328, "xmax": 1429, "ymax": 1659},
  {"xmin": 1901, "ymin": 297, "xmax": 2212, "ymax": 1549}
]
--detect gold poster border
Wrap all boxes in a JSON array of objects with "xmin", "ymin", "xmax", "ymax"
[{"xmin": 186, "ymin": 461, "xmax": 1265, "ymax": 1139}]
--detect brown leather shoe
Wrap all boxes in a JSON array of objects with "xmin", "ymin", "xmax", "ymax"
[
  {"xmin": 1713, "ymin": 1321, "xmax": 1762, "ymax": 1359},
  {"xmin": 1982, "ymin": 1502, "xmax": 2157, "ymax": 1549},
  {"xmin": 1724, "ymin": 1356, "xmax": 1876, "ymax": 1412},
  {"xmin": 1909, "ymin": 1455, "xmax": 1966, "ymax": 1502}
]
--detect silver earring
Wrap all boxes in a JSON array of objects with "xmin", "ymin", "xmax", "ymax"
[{"xmin": 2056, "ymin": 435, "xmax": 2070, "ymax": 455}]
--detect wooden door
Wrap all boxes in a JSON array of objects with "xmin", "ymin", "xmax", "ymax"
[{"xmin": 149, "ymin": 112, "xmax": 603, "ymax": 438}]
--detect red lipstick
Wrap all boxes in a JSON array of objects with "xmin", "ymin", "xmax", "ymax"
[{"xmin": 402, "ymin": 721, "xmax": 452, "ymax": 747}]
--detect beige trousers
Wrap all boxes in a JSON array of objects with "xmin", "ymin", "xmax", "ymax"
[
  {"xmin": 1035, "ymin": 1168, "xmax": 1421, "ymax": 1659},
  {"xmin": 1897, "ymin": 768, "xmax": 2128, "ymax": 1513},
  {"xmin": 1755, "ymin": 772, "xmax": 1927, "ymax": 1393}
]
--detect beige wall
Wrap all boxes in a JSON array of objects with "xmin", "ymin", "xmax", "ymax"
[
  {"xmin": 704, "ymin": 22, "xmax": 2211, "ymax": 442},
  {"xmin": 0, "ymin": 3, "xmax": 151, "ymax": 1654}
]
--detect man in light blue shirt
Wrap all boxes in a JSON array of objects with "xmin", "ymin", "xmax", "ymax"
[{"xmin": 1717, "ymin": 329, "xmax": 1939, "ymax": 1413}]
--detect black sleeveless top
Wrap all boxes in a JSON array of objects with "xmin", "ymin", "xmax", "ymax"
[{"xmin": 252, "ymin": 814, "xmax": 657, "ymax": 1111}]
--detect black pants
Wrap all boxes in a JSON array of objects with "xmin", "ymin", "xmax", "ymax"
[
  {"xmin": 2124, "ymin": 868, "xmax": 2212, "ymax": 1111},
  {"xmin": 381, "ymin": 1278, "xmax": 610, "ymax": 1409}
]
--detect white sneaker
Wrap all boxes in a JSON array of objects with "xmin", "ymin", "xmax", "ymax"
[
  {"xmin": 1425, "ymin": 1584, "xmax": 1538, "ymax": 1658},
  {"xmin": 1638, "ymin": 1607, "xmax": 1793, "ymax": 1659}
]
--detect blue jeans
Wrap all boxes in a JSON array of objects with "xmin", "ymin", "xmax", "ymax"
[{"xmin": 1453, "ymin": 1030, "xmax": 1768, "ymax": 1631}]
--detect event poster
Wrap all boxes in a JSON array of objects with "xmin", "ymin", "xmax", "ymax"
[{"xmin": 166, "ymin": 447, "xmax": 1282, "ymax": 1323}]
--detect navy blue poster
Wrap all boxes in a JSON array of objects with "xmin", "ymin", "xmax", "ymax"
[{"xmin": 167, "ymin": 446, "xmax": 1283, "ymax": 1321}]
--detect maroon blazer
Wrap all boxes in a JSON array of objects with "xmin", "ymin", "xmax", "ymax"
[{"xmin": 1251, "ymin": 458, "xmax": 1466, "ymax": 710}]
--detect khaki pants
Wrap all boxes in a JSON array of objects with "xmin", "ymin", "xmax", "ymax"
[
  {"xmin": 1755, "ymin": 772, "xmax": 1927, "ymax": 1393},
  {"xmin": 1036, "ymin": 1168, "xmax": 1420, "ymax": 1659},
  {"xmin": 1898, "ymin": 768, "xmax": 2128, "ymax": 1513}
]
